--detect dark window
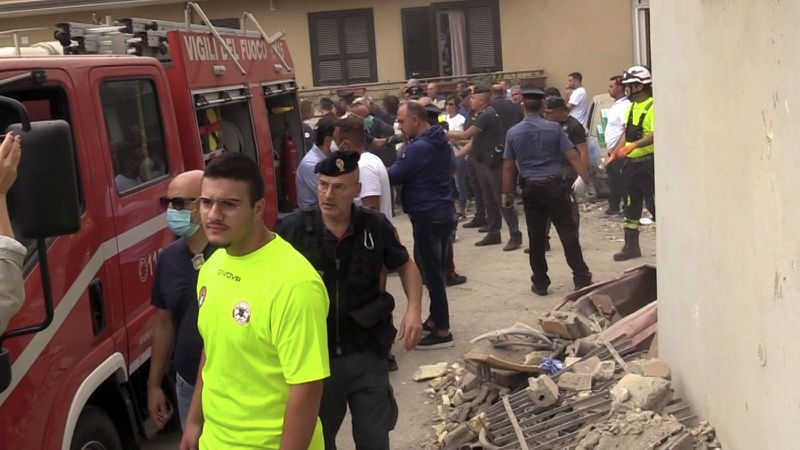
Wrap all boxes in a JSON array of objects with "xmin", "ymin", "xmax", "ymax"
[
  {"xmin": 401, "ymin": 8, "xmax": 438, "ymax": 79},
  {"xmin": 100, "ymin": 79, "xmax": 169, "ymax": 194},
  {"xmin": 308, "ymin": 9, "xmax": 377, "ymax": 86},
  {"xmin": 402, "ymin": 0, "xmax": 502, "ymax": 78}
]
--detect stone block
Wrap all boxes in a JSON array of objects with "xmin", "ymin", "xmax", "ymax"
[
  {"xmin": 557, "ymin": 372, "xmax": 593, "ymax": 392},
  {"xmin": 629, "ymin": 358, "xmax": 671, "ymax": 379},
  {"xmin": 524, "ymin": 350, "xmax": 552, "ymax": 366},
  {"xmin": 527, "ymin": 375, "xmax": 559, "ymax": 408},
  {"xmin": 414, "ymin": 362, "xmax": 448, "ymax": 381},
  {"xmin": 540, "ymin": 311, "xmax": 595, "ymax": 339},
  {"xmin": 571, "ymin": 356, "xmax": 602, "ymax": 375},
  {"xmin": 610, "ymin": 373, "xmax": 673, "ymax": 413},
  {"xmin": 564, "ymin": 356, "xmax": 582, "ymax": 367},
  {"xmin": 592, "ymin": 360, "xmax": 616, "ymax": 381}
]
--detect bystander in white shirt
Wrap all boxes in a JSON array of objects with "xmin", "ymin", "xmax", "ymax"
[
  {"xmin": 356, "ymin": 151, "xmax": 393, "ymax": 220},
  {"xmin": 603, "ymin": 97, "xmax": 632, "ymax": 151},
  {"xmin": 568, "ymin": 86, "xmax": 589, "ymax": 127}
]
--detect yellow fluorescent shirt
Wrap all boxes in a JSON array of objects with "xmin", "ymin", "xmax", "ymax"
[
  {"xmin": 626, "ymin": 96, "xmax": 655, "ymax": 158},
  {"xmin": 196, "ymin": 235, "xmax": 330, "ymax": 450}
]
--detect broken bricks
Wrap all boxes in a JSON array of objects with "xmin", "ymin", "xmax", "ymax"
[
  {"xmin": 540, "ymin": 311, "xmax": 596, "ymax": 339},
  {"xmin": 526, "ymin": 375, "xmax": 559, "ymax": 407}
]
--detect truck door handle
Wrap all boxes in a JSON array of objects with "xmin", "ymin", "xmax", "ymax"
[{"xmin": 88, "ymin": 279, "xmax": 107, "ymax": 335}]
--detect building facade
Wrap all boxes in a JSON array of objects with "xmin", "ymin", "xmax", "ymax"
[{"xmin": 0, "ymin": 0, "xmax": 649, "ymax": 97}]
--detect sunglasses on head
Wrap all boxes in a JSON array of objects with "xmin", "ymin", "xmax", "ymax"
[{"xmin": 159, "ymin": 197, "xmax": 197, "ymax": 210}]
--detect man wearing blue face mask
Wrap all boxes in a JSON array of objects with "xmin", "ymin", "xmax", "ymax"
[{"xmin": 147, "ymin": 170, "xmax": 214, "ymax": 431}]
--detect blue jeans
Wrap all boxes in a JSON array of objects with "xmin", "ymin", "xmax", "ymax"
[
  {"xmin": 409, "ymin": 206, "xmax": 455, "ymax": 331},
  {"xmin": 454, "ymin": 157, "xmax": 471, "ymax": 210},
  {"xmin": 176, "ymin": 373, "xmax": 195, "ymax": 430}
]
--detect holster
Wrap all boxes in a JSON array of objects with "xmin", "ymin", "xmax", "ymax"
[
  {"xmin": 349, "ymin": 292, "xmax": 395, "ymax": 328},
  {"xmin": 349, "ymin": 293, "xmax": 397, "ymax": 357}
]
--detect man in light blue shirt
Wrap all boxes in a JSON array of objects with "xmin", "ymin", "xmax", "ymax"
[{"xmin": 296, "ymin": 115, "xmax": 336, "ymax": 208}]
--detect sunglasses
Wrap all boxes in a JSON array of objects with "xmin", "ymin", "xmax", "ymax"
[{"xmin": 159, "ymin": 197, "xmax": 197, "ymax": 210}]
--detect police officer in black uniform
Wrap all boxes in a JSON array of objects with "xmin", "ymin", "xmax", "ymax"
[
  {"xmin": 275, "ymin": 150, "xmax": 423, "ymax": 450},
  {"xmin": 502, "ymin": 87, "xmax": 593, "ymax": 296}
]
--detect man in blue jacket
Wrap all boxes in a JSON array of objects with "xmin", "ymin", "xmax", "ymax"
[{"xmin": 388, "ymin": 101, "xmax": 455, "ymax": 350}]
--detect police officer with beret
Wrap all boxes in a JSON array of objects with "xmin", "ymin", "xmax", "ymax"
[
  {"xmin": 502, "ymin": 87, "xmax": 593, "ymax": 296},
  {"xmin": 275, "ymin": 151, "xmax": 424, "ymax": 449}
]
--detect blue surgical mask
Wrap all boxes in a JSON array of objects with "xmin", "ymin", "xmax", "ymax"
[{"xmin": 166, "ymin": 208, "xmax": 199, "ymax": 237}]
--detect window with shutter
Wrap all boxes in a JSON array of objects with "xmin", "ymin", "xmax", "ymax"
[
  {"xmin": 464, "ymin": 1, "xmax": 502, "ymax": 73},
  {"xmin": 308, "ymin": 9, "xmax": 377, "ymax": 86},
  {"xmin": 401, "ymin": 8, "xmax": 438, "ymax": 79}
]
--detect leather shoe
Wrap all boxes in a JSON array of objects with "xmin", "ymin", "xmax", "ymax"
[
  {"xmin": 503, "ymin": 236, "xmax": 522, "ymax": 251},
  {"xmin": 478, "ymin": 226, "xmax": 490, "ymax": 233},
  {"xmin": 531, "ymin": 285, "xmax": 549, "ymax": 296},
  {"xmin": 475, "ymin": 233, "xmax": 501, "ymax": 246},
  {"xmin": 447, "ymin": 273, "xmax": 468, "ymax": 286},
  {"xmin": 462, "ymin": 218, "xmax": 487, "ymax": 229}
]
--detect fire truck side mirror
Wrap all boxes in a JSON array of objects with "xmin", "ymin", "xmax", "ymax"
[{"xmin": 7, "ymin": 120, "xmax": 81, "ymax": 239}]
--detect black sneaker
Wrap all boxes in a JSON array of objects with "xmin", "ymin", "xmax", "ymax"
[
  {"xmin": 447, "ymin": 273, "xmax": 468, "ymax": 286},
  {"xmin": 415, "ymin": 332, "xmax": 455, "ymax": 350},
  {"xmin": 531, "ymin": 285, "xmax": 549, "ymax": 296},
  {"xmin": 478, "ymin": 226, "xmax": 490, "ymax": 233},
  {"xmin": 387, "ymin": 354, "xmax": 398, "ymax": 372},
  {"xmin": 574, "ymin": 279, "xmax": 593, "ymax": 290},
  {"xmin": 462, "ymin": 218, "xmax": 487, "ymax": 229}
]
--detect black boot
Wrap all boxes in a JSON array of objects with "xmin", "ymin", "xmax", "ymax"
[{"xmin": 614, "ymin": 228, "xmax": 642, "ymax": 261}]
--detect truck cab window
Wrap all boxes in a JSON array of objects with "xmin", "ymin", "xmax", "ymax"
[
  {"xmin": 0, "ymin": 84, "xmax": 80, "ymax": 270},
  {"xmin": 100, "ymin": 79, "xmax": 169, "ymax": 194}
]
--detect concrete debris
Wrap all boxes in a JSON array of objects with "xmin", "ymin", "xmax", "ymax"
[
  {"xmin": 526, "ymin": 375, "xmax": 559, "ymax": 408},
  {"xmin": 611, "ymin": 373, "xmax": 674, "ymax": 413},
  {"xmin": 540, "ymin": 311, "xmax": 597, "ymax": 339},
  {"xmin": 558, "ymin": 371, "xmax": 593, "ymax": 392},
  {"xmin": 420, "ymin": 266, "xmax": 722, "ymax": 450},
  {"xmin": 414, "ymin": 362, "xmax": 448, "ymax": 381},
  {"xmin": 593, "ymin": 360, "xmax": 616, "ymax": 381},
  {"xmin": 571, "ymin": 355, "xmax": 602, "ymax": 375},
  {"xmin": 523, "ymin": 350, "xmax": 552, "ymax": 366},
  {"xmin": 575, "ymin": 410, "xmax": 690, "ymax": 450},
  {"xmin": 629, "ymin": 357, "xmax": 672, "ymax": 379}
]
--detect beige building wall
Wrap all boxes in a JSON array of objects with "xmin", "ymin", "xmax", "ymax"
[
  {"xmin": 0, "ymin": 0, "xmax": 634, "ymax": 96},
  {"xmin": 654, "ymin": 1, "xmax": 800, "ymax": 449}
]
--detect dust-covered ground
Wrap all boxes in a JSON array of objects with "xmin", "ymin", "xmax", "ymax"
[{"xmin": 144, "ymin": 201, "xmax": 656, "ymax": 450}]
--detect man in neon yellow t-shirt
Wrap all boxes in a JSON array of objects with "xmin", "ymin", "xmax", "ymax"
[{"xmin": 180, "ymin": 153, "xmax": 330, "ymax": 450}]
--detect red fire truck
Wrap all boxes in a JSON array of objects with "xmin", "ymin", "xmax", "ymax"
[{"xmin": 0, "ymin": 3, "xmax": 305, "ymax": 448}]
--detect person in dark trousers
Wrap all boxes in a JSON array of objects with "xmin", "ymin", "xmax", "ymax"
[
  {"xmin": 502, "ymin": 87, "xmax": 593, "ymax": 296},
  {"xmin": 389, "ymin": 101, "xmax": 458, "ymax": 350},
  {"xmin": 276, "ymin": 151, "xmax": 423, "ymax": 449},
  {"xmin": 539, "ymin": 96, "xmax": 590, "ymax": 251},
  {"xmin": 609, "ymin": 65, "xmax": 655, "ymax": 261},
  {"xmin": 448, "ymin": 86, "xmax": 523, "ymax": 251},
  {"xmin": 603, "ymin": 75, "xmax": 632, "ymax": 215},
  {"xmin": 148, "ymin": 170, "xmax": 213, "ymax": 430}
]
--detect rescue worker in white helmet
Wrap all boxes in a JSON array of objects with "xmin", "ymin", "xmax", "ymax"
[{"xmin": 608, "ymin": 65, "xmax": 654, "ymax": 261}]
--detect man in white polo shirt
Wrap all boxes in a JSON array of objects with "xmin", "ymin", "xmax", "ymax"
[
  {"xmin": 603, "ymin": 74, "xmax": 632, "ymax": 215},
  {"xmin": 566, "ymin": 72, "xmax": 589, "ymax": 128}
]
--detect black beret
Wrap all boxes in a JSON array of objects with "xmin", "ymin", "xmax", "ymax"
[
  {"xmin": 544, "ymin": 96, "xmax": 568, "ymax": 110},
  {"xmin": 315, "ymin": 150, "xmax": 360, "ymax": 176},
  {"xmin": 472, "ymin": 85, "xmax": 491, "ymax": 94},
  {"xmin": 521, "ymin": 86, "xmax": 546, "ymax": 98}
]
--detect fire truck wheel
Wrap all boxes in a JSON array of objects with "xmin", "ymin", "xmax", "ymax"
[{"xmin": 70, "ymin": 406, "xmax": 123, "ymax": 450}]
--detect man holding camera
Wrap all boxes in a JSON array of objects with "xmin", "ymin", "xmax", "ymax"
[{"xmin": 276, "ymin": 150, "xmax": 423, "ymax": 449}]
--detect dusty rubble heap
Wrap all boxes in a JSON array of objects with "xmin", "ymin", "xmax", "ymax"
[{"xmin": 416, "ymin": 266, "xmax": 723, "ymax": 450}]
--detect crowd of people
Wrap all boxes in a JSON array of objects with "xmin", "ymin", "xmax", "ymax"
[{"xmin": 143, "ymin": 66, "xmax": 656, "ymax": 449}]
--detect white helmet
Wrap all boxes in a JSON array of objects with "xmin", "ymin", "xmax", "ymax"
[{"xmin": 622, "ymin": 65, "xmax": 652, "ymax": 85}]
